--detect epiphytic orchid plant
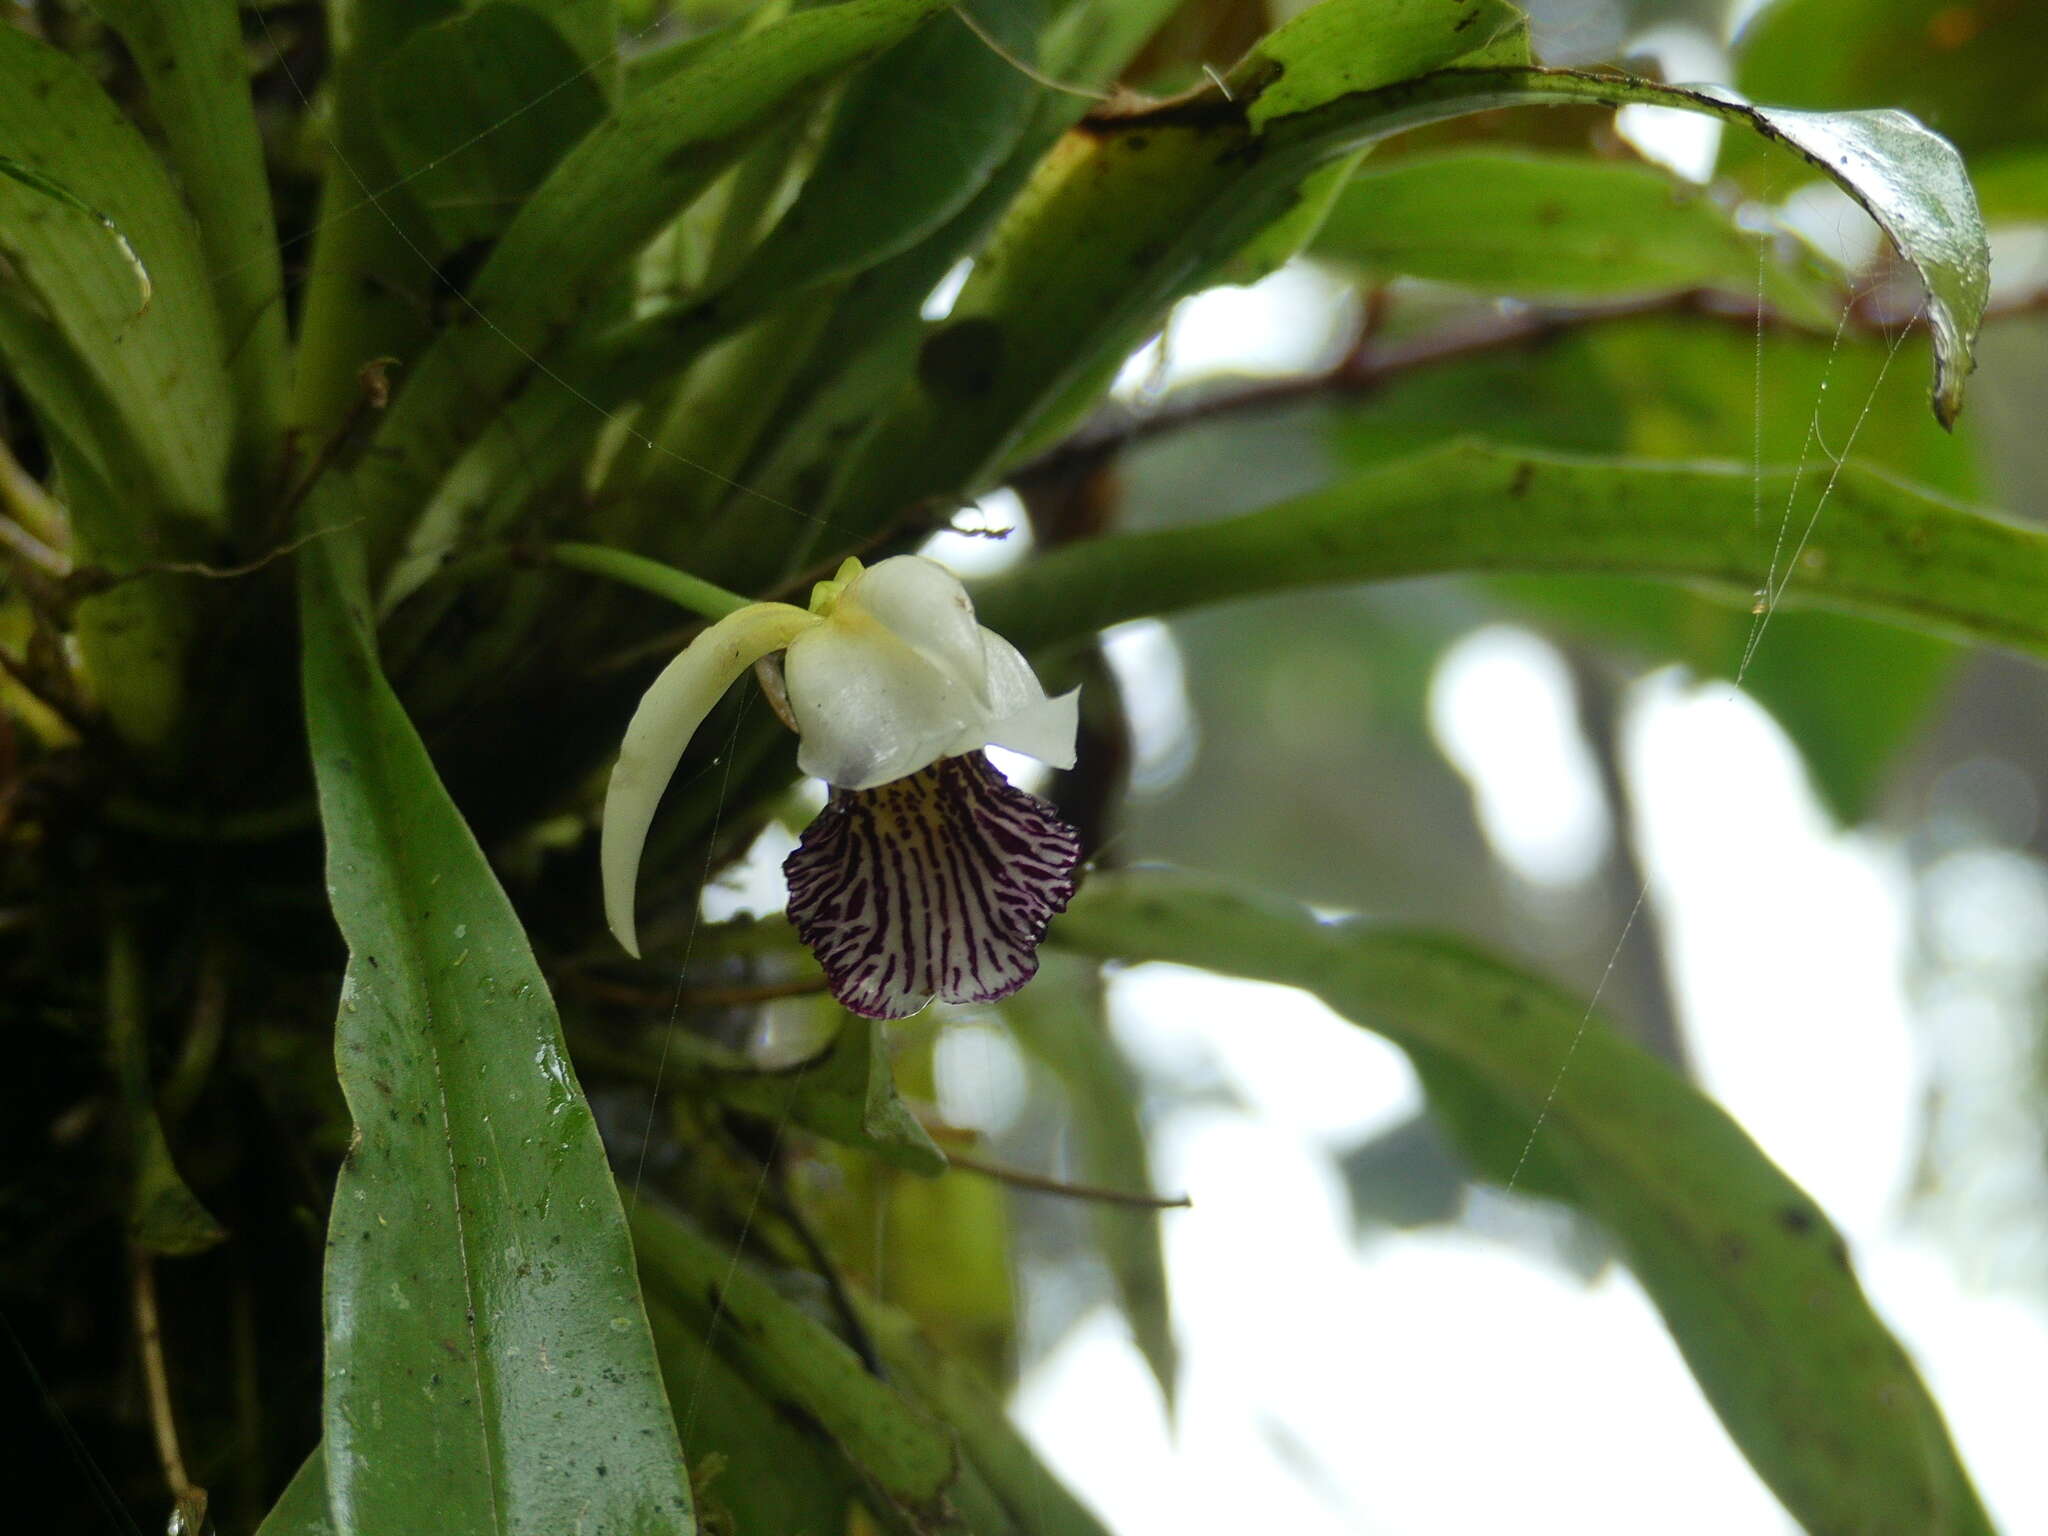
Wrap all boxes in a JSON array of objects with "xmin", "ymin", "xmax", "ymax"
[{"xmin": 0, "ymin": 0, "xmax": 2020, "ymax": 1530}]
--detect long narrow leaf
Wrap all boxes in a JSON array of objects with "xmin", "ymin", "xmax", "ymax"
[
  {"xmin": 628, "ymin": 1203, "xmax": 963, "ymax": 1529},
  {"xmin": 297, "ymin": 485, "xmax": 695, "ymax": 1535},
  {"xmin": 89, "ymin": 0, "xmax": 289, "ymax": 496},
  {"xmin": 1002, "ymin": 953, "xmax": 1177, "ymax": 1406},
  {"xmin": 353, "ymin": 0, "xmax": 953, "ymax": 572},
  {"xmin": 976, "ymin": 441, "xmax": 2048, "ymax": 663},
  {"xmin": 0, "ymin": 152, "xmax": 150, "ymax": 311},
  {"xmin": 255, "ymin": 1449, "xmax": 334, "ymax": 1536},
  {"xmin": 1050, "ymin": 870, "xmax": 1992, "ymax": 1534},
  {"xmin": 0, "ymin": 26, "xmax": 232, "ymax": 528},
  {"xmin": 826, "ymin": 0, "xmax": 1985, "ymax": 539}
]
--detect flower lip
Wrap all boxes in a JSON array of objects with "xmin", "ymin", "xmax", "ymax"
[{"xmin": 783, "ymin": 753, "xmax": 1082, "ymax": 1019}]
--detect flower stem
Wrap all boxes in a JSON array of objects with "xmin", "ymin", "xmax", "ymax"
[{"xmin": 547, "ymin": 542, "xmax": 752, "ymax": 621}]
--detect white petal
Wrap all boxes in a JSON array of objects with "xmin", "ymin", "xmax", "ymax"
[
  {"xmin": 784, "ymin": 618, "xmax": 975, "ymax": 791},
  {"xmin": 601, "ymin": 603, "xmax": 814, "ymax": 956},
  {"xmin": 840, "ymin": 555, "xmax": 991, "ymax": 696},
  {"xmin": 943, "ymin": 630, "xmax": 1079, "ymax": 767},
  {"xmin": 983, "ymin": 687, "xmax": 1081, "ymax": 768}
]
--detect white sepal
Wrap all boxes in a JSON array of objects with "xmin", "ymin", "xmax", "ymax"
[
  {"xmin": 601, "ymin": 602, "xmax": 814, "ymax": 956},
  {"xmin": 960, "ymin": 630, "xmax": 1079, "ymax": 767}
]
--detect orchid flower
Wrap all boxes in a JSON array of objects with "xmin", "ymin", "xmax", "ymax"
[{"xmin": 601, "ymin": 555, "xmax": 1082, "ymax": 1019}]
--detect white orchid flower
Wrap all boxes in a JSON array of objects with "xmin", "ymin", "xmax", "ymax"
[{"xmin": 601, "ymin": 555, "xmax": 1082, "ymax": 1018}]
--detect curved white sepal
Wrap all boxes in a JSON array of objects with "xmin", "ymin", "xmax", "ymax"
[
  {"xmin": 601, "ymin": 602, "xmax": 814, "ymax": 956},
  {"xmin": 966, "ymin": 631, "xmax": 1079, "ymax": 768}
]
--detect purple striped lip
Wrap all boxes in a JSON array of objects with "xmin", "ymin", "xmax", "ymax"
[{"xmin": 783, "ymin": 753, "xmax": 1083, "ymax": 1020}]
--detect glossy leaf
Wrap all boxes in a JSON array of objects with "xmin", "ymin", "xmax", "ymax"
[
  {"xmin": 1233, "ymin": 0, "xmax": 1529, "ymax": 123},
  {"xmin": 256, "ymin": 1450, "xmax": 336, "ymax": 1536},
  {"xmin": 0, "ymin": 152, "xmax": 149, "ymax": 312},
  {"xmin": 1263, "ymin": 70, "xmax": 1989, "ymax": 426},
  {"xmin": 1051, "ymin": 870, "xmax": 1993, "ymax": 1533},
  {"xmin": 0, "ymin": 26, "xmax": 232, "ymax": 526},
  {"xmin": 298, "ymin": 491, "xmax": 694, "ymax": 1535},
  {"xmin": 976, "ymin": 440, "xmax": 2048, "ymax": 664}
]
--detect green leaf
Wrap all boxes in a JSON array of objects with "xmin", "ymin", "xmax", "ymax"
[
  {"xmin": 643, "ymin": 1296, "xmax": 856, "ymax": 1536},
  {"xmin": 1234, "ymin": 0, "xmax": 1530, "ymax": 125},
  {"xmin": 628, "ymin": 1203, "xmax": 962, "ymax": 1527},
  {"xmin": 1050, "ymin": 870, "xmax": 1993, "ymax": 1534},
  {"xmin": 373, "ymin": 3, "xmax": 610, "ymax": 251},
  {"xmin": 827, "ymin": 29, "xmax": 1985, "ymax": 541},
  {"xmin": 256, "ymin": 1449, "xmax": 336, "ymax": 1536},
  {"xmin": 1001, "ymin": 953, "xmax": 1177, "ymax": 1405},
  {"xmin": 0, "ymin": 25, "xmax": 233, "ymax": 529},
  {"xmin": 866, "ymin": 1299, "xmax": 1120, "ymax": 1536},
  {"xmin": 0, "ymin": 153, "xmax": 150, "ymax": 313},
  {"xmin": 297, "ymin": 487, "xmax": 695, "ymax": 1536},
  {"xmin": 105, "ymin": 919, "xmax": 226, "ymax": 1257},
  {"xmin": 1263, "ymin": 70, "xmax": 1989, "ymax": 426},
  {"xmin": 1313, "ymin": 149, "xmax": 1827, "ymax": 309},
  {"xmin": 285, "ymin": 0, "xmax": 459, "ymax": 444},
  {"xmin": 975, "ymin": 440, "xmax": 2048, "ymax": 665},
  {"xmin": 1734, "ymin": 0, "xmax": 2048, "ymax": 163},
  {"xmin": 1311, "ymin": 312, "xmax": 1976, "ymax": 820},
  {"xmin": 353, "ymin": 0, "xmax": 954, "ymax": 572},
  {"xmin": 731, "ymin": 0, "xmax": 1044, "ymax": 298},
  {"xmin": 87, "ymin": 0, "xmax": 289, "ymax": 497},
  {"xmin": 713, "ymin": 1015, "xmax": 949, "ymax": 1175}
]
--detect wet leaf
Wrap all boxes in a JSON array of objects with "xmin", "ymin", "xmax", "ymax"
[{"xmin": 298, "ymin": 491, "xmax": 695, "ymax": 1535}]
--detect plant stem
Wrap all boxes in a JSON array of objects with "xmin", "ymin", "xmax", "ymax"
[
  {"xmin": 0, "ymin": 436, "xmax": 67, "ymax": 552},
  {"xmin": 129, "ymin": 1245, "xmax": 193, "ymax": 1503},
  {"xmin": 934, "ymin": 1144, "xmax": 1193, "ymax": 1209},
  {"xmin": 549, "ymin": 542, "xmax": 754, "ymax": 620}
]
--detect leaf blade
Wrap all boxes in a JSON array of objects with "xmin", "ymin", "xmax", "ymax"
[
  {"xmin": 298, "ymin": 488, "xmax": 694, "ymax": 1535},
  {"xmin": 1050, "ymin": 870, "xmax": 1993, "ymax": 1534},
  {"xmin": 976, "ymin": 441, "xmax": 2048, "ymax": 664}
]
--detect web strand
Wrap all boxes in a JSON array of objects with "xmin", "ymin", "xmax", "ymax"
[{"xmin": 1508, "ymin": 266, "xmax": 1915, "ymax": 1195}]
